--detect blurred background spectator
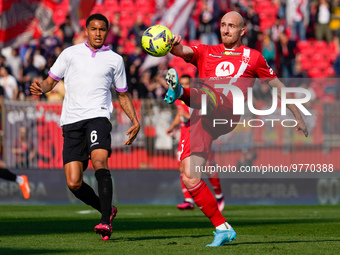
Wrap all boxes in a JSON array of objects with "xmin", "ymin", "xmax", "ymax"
[
  {"xmin": 105, "ymin": 13, "xmax": 122, "ymax": 51},
  {"xmin": 244, "ymin": 4, "xmax": 260, "ymax": 49},
  {"xmin": 277, "ymin": 32, "xmax": 296, "ymax": 78},
  {"xmin": 128, "ymin": 14, "xmax": 148, "ymax": 47},
  {"xmin": 5, "ymin": 48, "xmax": 22, "ymax": 82},
  {"xmin": 286, "ymin": 0, "xmax": 309, "ymax": 41},
  {"xmin": 0, "ymin": 66, "xmax": 18, "ymax": 100},
  {"xmin": 11, "ymin": 126, "xmax": 36, "ymax": 169},
  {"xmin": 198, "ymin": 0, "xmax": 219, "ymax": 45},
  {"xmin": 315, "ymin": 0, "xmax": 332, "ymax": 43},
  {"xmin": 59, "ymin": 14, "xmax": 76, "ymax": 48}
]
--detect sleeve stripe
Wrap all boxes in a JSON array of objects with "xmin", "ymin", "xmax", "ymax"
[
  {"xmin": 48, "ymin": 71, "xmax": 62, "ymax": 81},
  {"xmin": 115, "ymin": 87, "xmax": 128, "ymax": 92}
]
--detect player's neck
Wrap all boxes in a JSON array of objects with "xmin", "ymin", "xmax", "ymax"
[{"xmin": 223, "ymin": 42, "xmax": 243, "ymax": 50}]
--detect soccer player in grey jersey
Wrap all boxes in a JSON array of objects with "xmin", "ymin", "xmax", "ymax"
[{"xmin": 30, "ymin": 14, "xmax": 140, "ymax": 240}]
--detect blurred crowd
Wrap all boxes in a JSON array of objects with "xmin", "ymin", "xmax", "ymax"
[{"xmin": 1, "ymin": 0, "xmax": 340, "ymax": 103}]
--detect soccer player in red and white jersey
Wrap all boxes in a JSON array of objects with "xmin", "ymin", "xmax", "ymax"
[
  {"xmin": 30, "ymin": 14, "xmax": 140, "ymax": 241},
  {"xmin": 164, "ymin": 11, "xmax": 308, "ymax": 246},
  {"xmin": 166, "ymin": 74, "xmax": 225, "ymax": 211}
]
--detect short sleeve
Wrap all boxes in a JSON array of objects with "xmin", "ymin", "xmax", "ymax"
[
  {"xmin": 113, "ymin": 56, "xmax": 128, "ymax": 92},
  {"xmin": 49, "ymin": 49, "xmax": 68, "ymax": 81},
  {"xmin": 189, "ymin": 44, "xmax": 204, "ymax": 66},
  {"xmin": 255, "ymin": 53, "xmax": 277, "ymax": 82}
]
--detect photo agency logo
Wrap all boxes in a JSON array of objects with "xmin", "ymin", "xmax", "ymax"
[{"xmin": 200, "ymin": 83, "xmax": 312, "ymax": 128}]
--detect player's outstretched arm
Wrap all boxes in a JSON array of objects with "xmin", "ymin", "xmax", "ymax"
[
  {"xmin": 170, "ymin": 34, "xmax": 194, "ymax": 62},
  {"xmin": 30, "ymin": 76, "xmax": 58, "ymax": 95},
  {"xmin": 268, "ymin": 78, "xmax": 309, "ymax": 137},
  {"xmin": 167, "ymin": 113, "xmax": 180, "ymax": 135},
  {"xmin": 117, "ymin": 92, "xmax": 140, "ymax": 145}
]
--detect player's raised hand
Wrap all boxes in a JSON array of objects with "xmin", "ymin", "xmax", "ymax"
[
  {"xmin": 171, "ymin": 34, "xmax": 182, "ymax": 46},
  {"xmin": 30, "ymin": 79, "xmax": 44, "ymax": 95},
  {"xmin": 170, "ymin": 34, "xmax": 194, "ymax": 61},
  {"xmin": 124, "ymin": 123, "xmax": 140, "ymax": 145},
  {"xmin": 296, "ymin": 117, "xmax": 309, "ymax": 137}
]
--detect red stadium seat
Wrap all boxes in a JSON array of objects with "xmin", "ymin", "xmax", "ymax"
[
  {"xmin": 136, "ymin": 1, "xmax": 156, "ymax": 14},
  {"xmin": 124, "ymin": 39, "xmax": 136, "ymax": 55},
  {"xmin": 120, "ymin": 11, "xmax": 135, "ymax": 29},
  {"xmin": 297, "ymin": 40, "xmax": 315, "ymax": 53},
  {"xmin": 308, "ymin": 68, "xmax": 323, "ymax": 78},
  {"xmin": 298, "ymin": 43, "xmax": 314, "ymax": 56},
  {"xmin": 312, "ymin": 54, "xmax": 331, "ymax": 69},
  {"xmin": 91, "ymin": 3, "xmax": 105, "ymax": 14},
  {"xmin": 119, "ymin": 0, "xmax": 135, "ymax": 13},
  {"xmin": 299, "ymin": 56, "xmax": 312, "ymax": 70},
  {"xmin": 104, "ymin": 0, "xmax": 119, "ymax": 13},
  {"xmin": 314, "ymin": 40, "xmax": 328, "ymax": 51},
  {"xmin": 297, "ymin": 40, "xmax": 309, "ymax": 50}
]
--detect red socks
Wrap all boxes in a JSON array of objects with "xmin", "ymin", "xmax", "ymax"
[
  {"xmin": 208, "ymin": 172, "xmax": 222, "ymax": 197},
  {"xmin": 188, "ymin": 180, "xmax": 225, "ymax": 227}
]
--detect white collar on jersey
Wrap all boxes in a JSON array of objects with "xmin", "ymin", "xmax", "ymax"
[{"xmin": 84, "ymin": 40, "xmax": 110, "ymax": 58}]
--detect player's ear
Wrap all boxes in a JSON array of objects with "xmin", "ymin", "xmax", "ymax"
[{"xmin": 240, "ymin": 27, "xmax": 245, "ymax": 37}]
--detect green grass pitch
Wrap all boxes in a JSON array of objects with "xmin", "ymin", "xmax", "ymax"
[{"xmin": 1, "ymin": 205, "xmax": 340, "ymax": 255}]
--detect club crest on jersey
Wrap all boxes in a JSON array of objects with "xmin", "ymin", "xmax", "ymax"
[
  {"xmin": 215, "ymin": 61, "xmax": 235, "ymax": 76},
  {"xmin": 221, "ymin": 51, "xmax": 241, "ymax": 56},
  {"xmin": 242, "ymin": 55, "xmax": 250, "ymax": 64}
]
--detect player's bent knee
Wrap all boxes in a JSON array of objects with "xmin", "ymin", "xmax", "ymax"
[
  {"xmin": 182, "ymin": 174, "xmax": 201, "ymax": 189},
  {"xmin": 67, "ymin": 181, "xmax": 82, "ymax": 191},
  {"xmin": 91, "ymin": 159, "xmax": 108, "ymax": 171}
]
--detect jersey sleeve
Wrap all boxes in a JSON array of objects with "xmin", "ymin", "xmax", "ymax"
[
  {"xmin": 49, "ymin": 49, "xmax": 68, "ymax": 81},
  {"xmin": 112, "ymin": 55, "xmax": 128, "ymax": 92},
  {"xmin": 189, "ymin": 44, "xmax": 205, "ymax": 67},
  {"xmin": 254, "ymin": 53, "xmax": 277, "ymax": 82}
]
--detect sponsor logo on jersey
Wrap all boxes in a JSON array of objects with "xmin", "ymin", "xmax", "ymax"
[
  {"xmin": 215, "ymin": 61, "xmax": 235, "ymax": 76},
  {"xmin": 90, "ymin": 142, "xmax": 99, "ymax": 147},
  {"xmin": 209, "ymin": 53, "xmax": 222, "ymax": 58},
  {"xmin": 221, "ymin": 51, "xmax": 241, "ymax": 56}
]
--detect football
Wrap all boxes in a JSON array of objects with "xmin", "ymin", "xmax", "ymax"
[{"xmin": 141, "ymin": 25, "xmax": 173, "ymax": 57}]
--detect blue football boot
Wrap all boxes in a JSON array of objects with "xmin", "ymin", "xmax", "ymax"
[
  {"xmin": 206, "ymin": 227, "xmax": 236, "ymax": 247},
  {"xmin": 164, "ymin": 68, "xmax": 182, "ymax": 104}
]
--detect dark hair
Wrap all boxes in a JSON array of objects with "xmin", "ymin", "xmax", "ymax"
[
  {"xmin": 180, "ymin": 74, "xmax": 191, "ymax": 79},
  {"xmin": 86, "ymin": 14, "xmax": 109, "ymax": 29},
  {"xmin": 0, "ymin": 65, "xmax": 11, "ymax": 74}
]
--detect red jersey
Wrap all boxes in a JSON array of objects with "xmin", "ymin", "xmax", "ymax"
[
  {"xmin": 189, "ymin": 44, "xmax": 277, "ymax": 102},
  {"xmin": 175, "ymin": 100, "xmax": 190, "ymax": 161},
  {"xmin": 175, "ymin": 100, "xmax": 190, "ymax": 128}
]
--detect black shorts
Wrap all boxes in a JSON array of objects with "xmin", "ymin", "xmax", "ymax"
[{"xmin": 62, "ymin": 117, "xmax": 112, "ymax": 166}]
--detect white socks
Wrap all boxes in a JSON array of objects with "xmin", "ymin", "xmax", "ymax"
[
  {"xmin": 185, "ymin": 198, "xmax": 194, "ymax": 204},
  {"xmin": 215, "ymin": 193, "xmax": 223, "ymax": 199},
  {"xmin": 16, "ymin": 175, "xmax": 24, "ymax": 185},
  {"xmin": 216, "ymin": 222, "xmax": 231, "ymax": 231}
]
